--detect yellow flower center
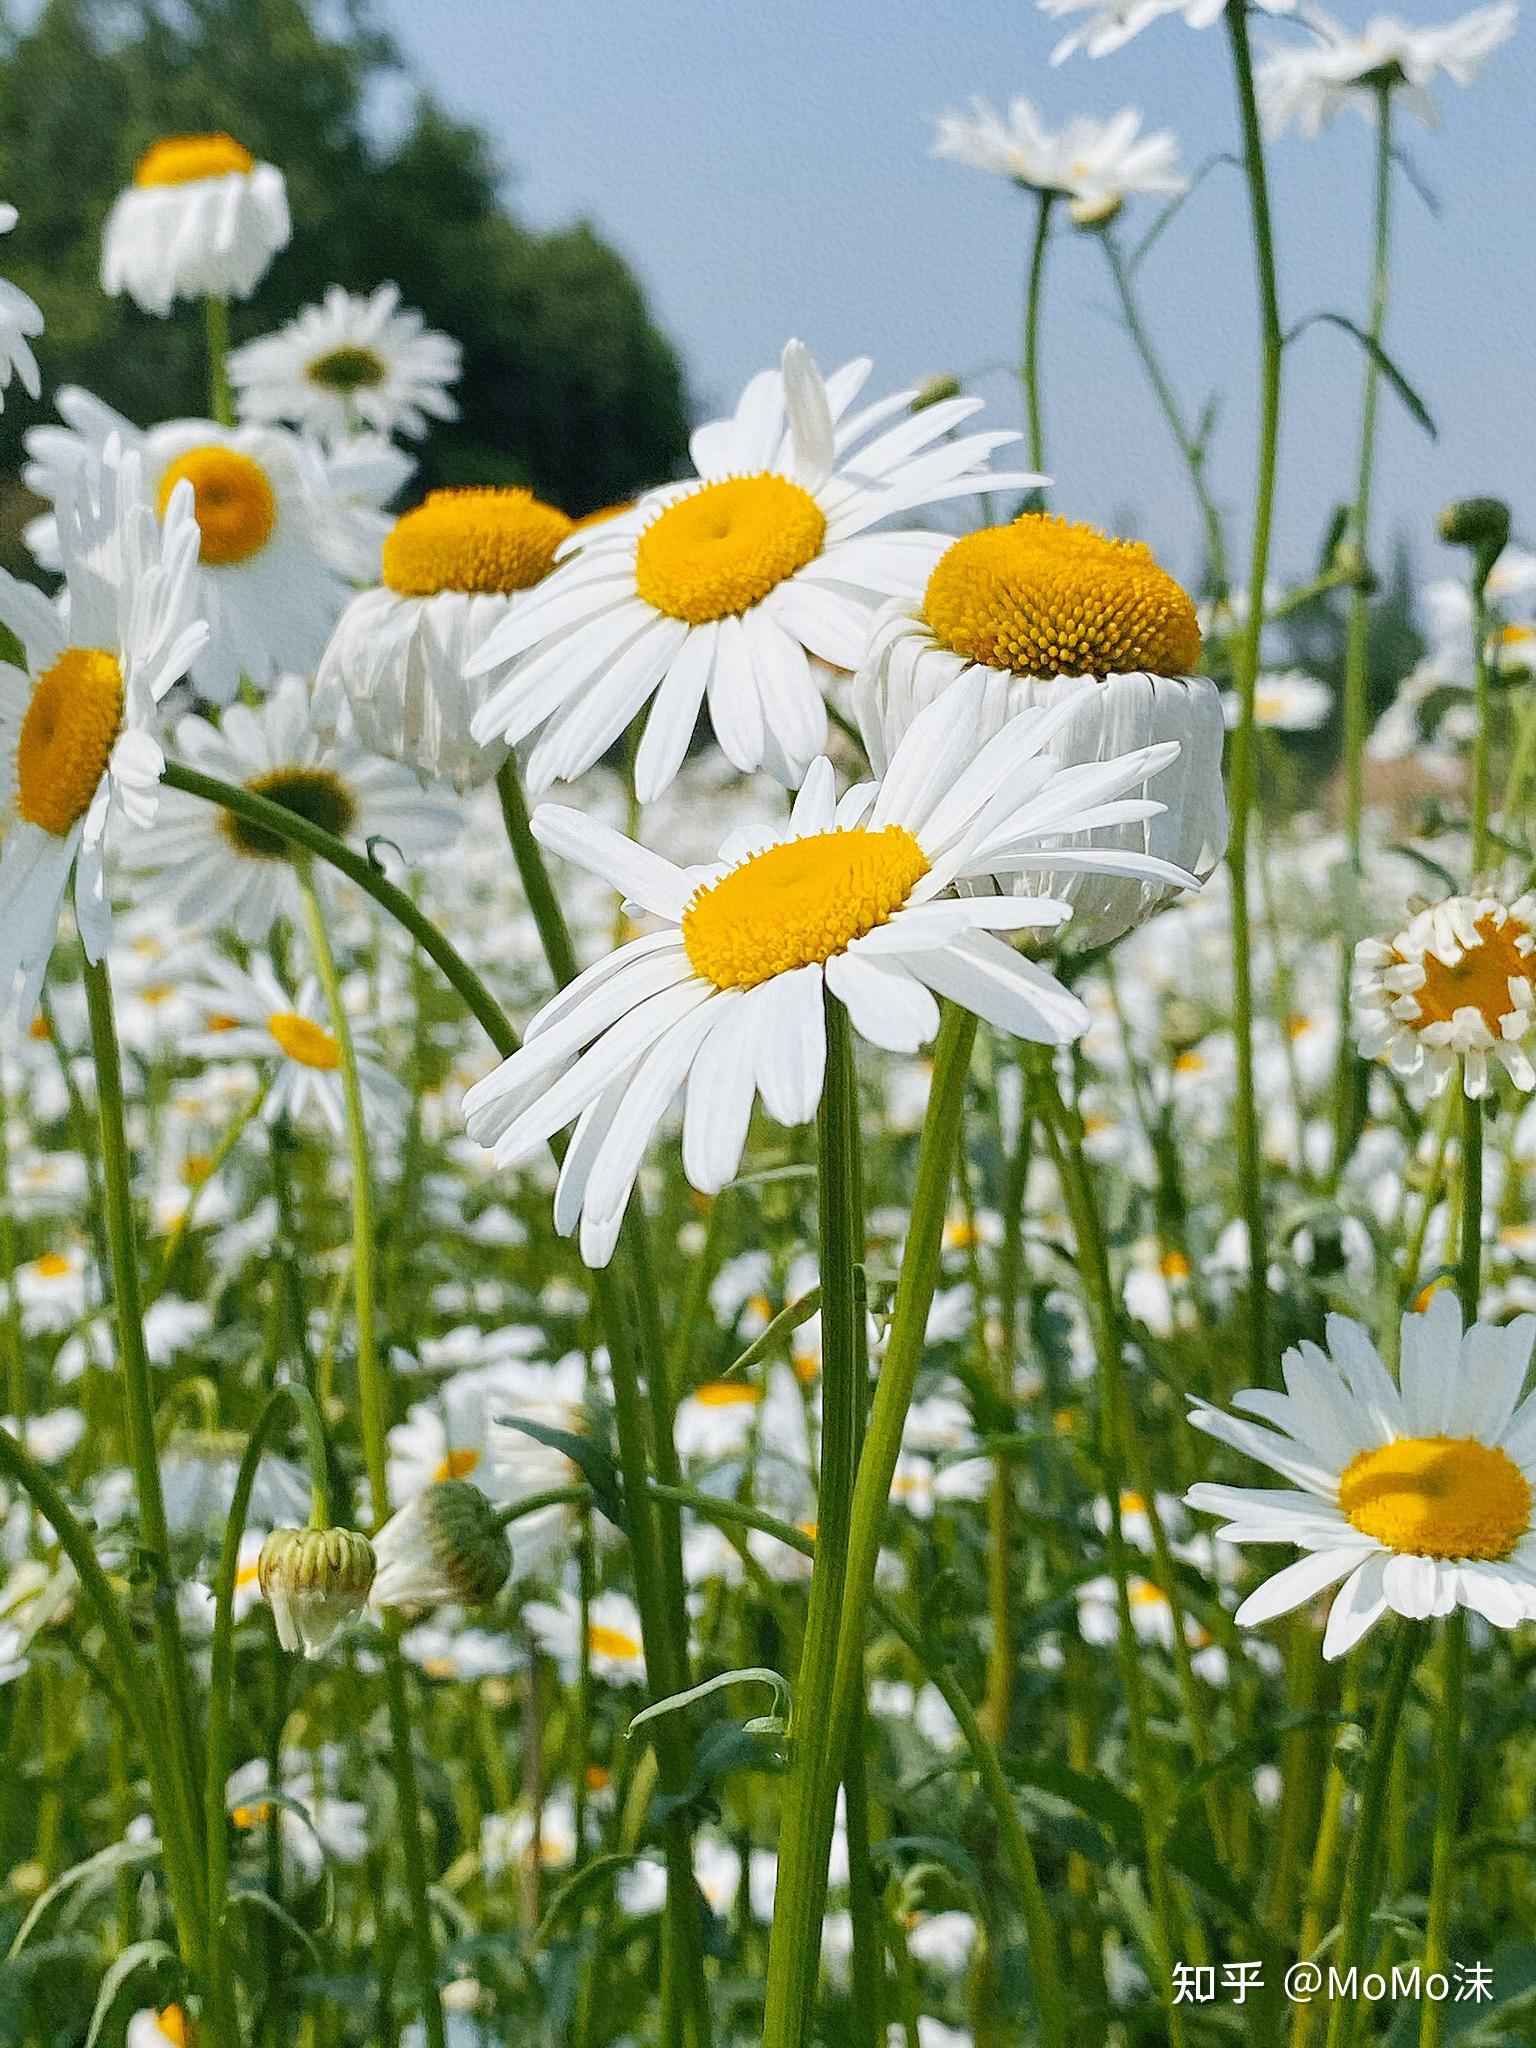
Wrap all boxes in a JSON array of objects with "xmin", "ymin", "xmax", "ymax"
[
  {"xmin": 382, "ymin": 488, "xmax": 574, "ymax": 597},
  {"xmin": 220, "ymin": 765, "xmax": 358, "ymax": 861},
  {"xmin": 307, "ymin": 344, "xmax": 387, "ymax": 395},
  {"xmin": 922, "ymin": 513, "xmax": 1202, "ymax": 679},
  {"xmin": 15, "ymin": 648, "xmax": 125, "ymax": 838},
  {"xmin": 1338, "ymin": 1434, "xmax": 1531, "ymax": 1560},
  {"xmin": 693, "ymin": 1383, "xmax": 764, "ymax": 1408},
  {"xmin": 587, "ymin": 1623, "xmax": 643, "ymax": 1662},
  {"xmin": 133, "ymin": 134, "xmax": 254, "ymax": 187},
  {"xmin": 1129, "ymin": 1579, "xmax": 1170, "ymax": 1609},
  {"xmin": 433, "ymin": 1447, "xmax": 482, "ymax": 1482},
  {"xmin": 158, "ymin": 445, "xmax": 276, "ymax": 566},
  {"xmin": 682, "ymin": 826, "xmax": 930, "ymax": 992},
  {"xmin": 266, "ymin": 1012, "xmax": 340, "ymax": 1070},
  {"xmin": 230, "ymin": 1803, "xmax": 272, "ymax": 1832},
  {"xmin": 34, "ymin": 1251, "xmax": 73, "ymax": 1279},
  {"xmin": 155, "ymin": 2005, "xmax": 193, "ymax": 2048},
  {"xmin": 1406, "ymin": 912, "xmax": 1533, "ymax": 1034},
  {"xmin": 634, "ymin": 474, "xmax": 826, "ymax": 624}
]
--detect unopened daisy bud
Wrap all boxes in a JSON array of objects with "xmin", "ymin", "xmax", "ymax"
[
  {"xmin": 1438, "ymin": 496, "xmax": 1511, "ymax": 559},
  {"xmin": 370, "ymin": 1481, "xmax": 512, "ymax": 1613},
  {"xmin": 1069, "ymin": 192, "xmax": 1123, "ymax": 230},
  {"xmin": 911, "ymin": 373, "xmax": 963, "ymax": 412},
  {"xmin": 258, "ymin": 1526, "xmax": 376, "ymax": 1659}
]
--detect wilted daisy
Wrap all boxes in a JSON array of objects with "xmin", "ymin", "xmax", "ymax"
[
  {"xmin": 1224, "ymin": 668, "xmax": 1333, "ymax": 731},
  {"xmin": 124, "ymin": 674, "xmax": 460, "ymax": 941},
  {"xmin": 1258, "ymin": 4, "xmax": 1517, "ymax": 136},
  {"xmin": 464, "ymin": 676, "xmax": 1196, "ymax": 1264},
  {"xmin": 931, "ymin": 98, "xmax": 1185, "ymax": 214},
  {"xmin": 186, "ymin": 955, "xmax": 407, "ymax": 1136},
  {"xmin": 464, "ymin": 339, "xmax": 1042, "ymax": 797},
  {"xmin": 0, "ymin": 451, "xmax": 206, "ymax": 1021},
  {"xmin": 1041, "ymin": 0, "xmax": 1295, "ymax": 64},
  {"xmin": 1353, "ymin": 889, "xmax": 1536, "ymax": 1097},
  {"xmin": 1187, "ymin": 1299, "xmax": 1536, "ymax": 1658},
  {"xmin": 0, "ymin": 206, "xmax": 42, "ymax": 410},
  {"xmin": 229, "ymin": 282, "xmax": 461, "ymax": 443},
  {"xmin": 101, "ymin": 131, "xmax": 289, "ymax": 315},
  {"xmin": 315, "ymin": 487, "xmax": 576, "ymax": 788},
  {"xmin": 855, "ymin": 513, "xmax": 1226, "ymax": 949}
]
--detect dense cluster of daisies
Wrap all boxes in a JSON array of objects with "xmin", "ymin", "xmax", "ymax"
[{"xmin": 1, "ymin": 2, "xmax": 1533, "ymax": 2045}]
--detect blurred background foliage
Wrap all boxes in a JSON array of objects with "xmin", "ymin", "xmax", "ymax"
[{"xmin": 0, "ymin": 0, "xmax": 692, "ymax": 569}]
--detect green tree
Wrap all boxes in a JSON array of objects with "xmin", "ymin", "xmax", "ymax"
[{"xmin": 0, "ymin": 0, "xmax": 691, "ymax": 563}]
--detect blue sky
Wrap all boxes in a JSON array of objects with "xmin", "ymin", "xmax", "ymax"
[{"xmin": 376, "ymin": 1, "xmax": 1534, "ymax": 586}]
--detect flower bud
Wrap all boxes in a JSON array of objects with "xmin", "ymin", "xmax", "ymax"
[
  {"xmin": 910, "ymin": 373, "xmax": 962, "ymax": 413},
  {"xmin": 1438, "ymin": 496, "xmax": 1510, "ymax": 561},
  {"xmin": 370, "ymin": 1481, "xmax": 512, "ymax": 1614},
  {"xmin": 1070, "ymin": 193, "xmax": 1123, "ymax": 231},
  {"xmin": 257, "ymin": 1526, "xmax": 376, "ymax": 1659}
]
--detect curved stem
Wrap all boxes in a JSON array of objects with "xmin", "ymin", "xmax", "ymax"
[
  {"xmin": 1021, "ymin": 190, "xmax": 1055, "ymax": 477},
  {"xmin": 496, "ymin": 758, "xmax": 580, "ymax": 988}
]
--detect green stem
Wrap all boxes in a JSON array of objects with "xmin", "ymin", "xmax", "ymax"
[
  {"xmin": 1458, "ymin": 1087, "xmax": 1483, "ymax": 1320},
  {"xmin": 1021, "ymin": 190, "xmax": 1055, "ymax": 477},
  {"xmin": 1224, "ymin": 0, "xmax": 1284, "ymax": 1381},
  {"xmin": 1418, "ymin": 1615, "xmax": 1465, "ymax": 2048},
  {"xmin": 495, "ymin": 757, "xmax": 581, "ymax": 989},
  {"xmin": 0, "ymin": 1050, "xmax": 24, "ymax": 1416},
  {"xmin": 1470, "ymin": 582, "xmax": 1496, "ymax": 872},
  {"xmin": 206, "ymin": 294, "xmax": 234, "ymax": 427},
  {"xmin": 1323, "ymin": 1630, "xmax": 1419, "ymax": 2048}
]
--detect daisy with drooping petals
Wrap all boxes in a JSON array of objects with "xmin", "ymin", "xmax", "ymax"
[
  {"xmin": 931, "ymin": 98, "xmax": 1186, "ymax": 213},
  {"xmin": 1258, "ymin": 4, "xmax": 1517, "ymax": 136},
  {"xmin": 0, "ymin": 206, "xmax": 42, "ymax": 410},
  {"xmin": 122, "ymin": 675, "xmax": 460, "ymax": 943},
  {"xmin": 1041, "ymin": 0, "xmax": 1295, "ymax": 64},
  {"xmin": 1187, "ymin": 1298, "xmax": 1536, "ymax": 1659},
  {"xmin": 101, "ymin": 132, "xmax": 289, "ymax": 315},
  {"xmin": 855, "ymin": 513, "xmax": 1227, "ymax": 950},
  {"xmin": 0, "ymin": 452, "xmax": 206, "ymax": 1021},
  {"xmin": 463, "ymin": 677, "xmax": 1197, "ymax": 1265},
  {"xmin": 464, "ymin": 339, "xmax": 1043, "ymax": 797},
  {"xmin": 1353, "ymin": 889, "xmax": 1536, "ymax": 1098},
  {"xmin": 315, "ymin": 488, "xmax": 576, "ymax": 788},
  {"xmin": 229, "ymin": 283, "xmax": 462, "ymax": 444},
  {"xmin": 185, "ymin": 955, "xmax": 406, "ymax": 1137}
]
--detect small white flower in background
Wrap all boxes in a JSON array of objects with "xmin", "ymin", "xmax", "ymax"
[
  {"xmin": 225, "ymin": 1750, "xmax": 368, "ymax": 1882},
  {"xmin": 1258, "ymin": 4, "xmax": 1517, "ymax": 137},
  {"xmin": 229, "ymin": 282, "xmax": 461, "ymax": 443},
  {"xmin": 523, "ymin": 1587, "xmax": 648, "ymax": 1685},
  {"xmin": 1041, "ymin": 0, "xmax": 1296, "ymax": 64},
  {"xmin": 674, "ymin": 1379, "xmax": 765, "ymax": 1462},
  {"xmin": 0, "ymin": 205, "xmax": 42, "ymax": 409},
  {"xmin": 1353, "ymin": 888, "xmax": 1536, "ymax": 1098},
  {"xmin": 101, "ymin": 132, "xmax": 289, "ymax": 315},
  {"xmin": 1223, "ymin": 669, "xmax": 1333, "ymax": 731},
  {"xmin": 464, "ymin": 338, "xmax": 1043, "ymax": 797},
  {"xmin": 0, "ymin": 447, "xmax": 207, "ymax": 1021},
  {"xmin": 931, "ymin": 97, "xmax": 1186, "ymax": 214},
  {"xmin": 123, "ymin": 674, "xmax": 460, "ymax": 943},
  {"xmin": 399, "ymin": 1620, "xmax": 522, "ymax": 1681},
  {"xmin": 464, "ymin": 675, "xmax": 1198, "ymax": 1266},
  {"xmin": 126, "ymin": 2008, "xmax": 194, "ymax": 2048},
  {"xmin": 1187, "ymin": 1297, "xmax": 1536, "ymax": 1659},
  {"xmin": 11, "ymin": 1244, "xmax": 91, "ymax": 1333}
]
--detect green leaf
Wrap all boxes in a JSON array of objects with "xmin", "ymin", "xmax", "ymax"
[
  {"xmin": 533, "ymin": 1852, "xmax": 643, "ymax": 1950},
  {"xmin": 629, "ymin": 1665, "xmax": 791, "ymax": 1740},
  {"xmin": 1285, "ymin": 312, "xmax": 1437, "ymax": 439},
  {"xmin": 84, "ymin": 1940, "xmax": 174, "ymax": 2048},
  {"xmin": 496, "ymin": 1412, "xmax": 628, "ymax": 1533},
  {"xmin": 7, "ymin": 1839, "xmax": 162, "ymax": 1960}
]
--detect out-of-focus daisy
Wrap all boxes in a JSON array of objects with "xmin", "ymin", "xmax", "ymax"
[
  {"xmin": 124, "ymin": 674, "xmax": 459, "ymax": 942},
  {"xmin": 524, "ymin": 1588, "xmax": 648, "ymax": 1685},
  {"xmin": 931, "ymin": 98, "xmax": 1186, "ymax": 215},
  {"xmin": 1353, "ymin": 888, "xmax": 1536, "ymax": 1097},
  {"xmin": 159, "ymin": 1431, "xmax": 309, "ymax": 1542},
  {"xmin": 1188, "ymin": 1298, "xmax": 1536, "ymax": 1658},
  {"xmin": 1042, "ymin": 0, "xmax": 1295, "ymax": 64},
  {"xmin": 464, "ymin": 677, "xmax": 1196, "ymax": 1265},
  {"xmin": 0, "ymin": 451, "xmax": 205, "ymax": 1020},
  {"xmin": 229, "ymin": 283, "xmax": 461, "ymax": 443},
  {"xmin": 127, "ymin": 2008, "xmax": 194, "ymax": 2048},
  {"xmin": 1258, "ymin": 4, "xmax": 1517, "ymax": 136},
  {"xmin": 226, "ymin": 1751, "xmax": 368, "ymax": 1883},
  {"xmin": 674, "ymin": 1380, "xmax": 765, "ymax": 1462},
  {"xmin": 12, "ymin": 1244, "xmax": 90, "ymax": 1333},
  {"xmin": 1223, "ymin": 669, "xmax": 1333, "ymax": 731},
  {"xmin": 101, "ymin": 132, "xmax": 289, "ymax": 315},
  {"xmin": 315, "ymin": 488, "xmax": 575, "ymax": 788},
  {"xmin": 464, "ymin": 339, "xmax": 1042, "ymax": 796},
  {"xmin": 856, "ymin": 513, "xmax": 1226, "ymax": 950},
  {"xmin": 0, "ymin": 206, "xmax": 42, "ymax": 410},
  {"xmin": 186, "ymin": 955, "xmax": 406, "ymax": 1136}
]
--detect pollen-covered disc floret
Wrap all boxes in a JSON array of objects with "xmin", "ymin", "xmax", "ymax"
[
  {"xmin": 382, "ymin": 488, "xmax": 574, "ymax": 598},
  {"xmin": 1353, "ymin": 889, "xmax": 1536, "ymax": 1098},
  {"xmin": 1187, "ymin": 1295, "xmax": 1536, "ymax": 1660},
  {"xmin": 635, "ymin": 474, "xmax": 827, "ymax": 624},
  {"xmin": 14, "ymin": 648, "xmax": 125, "ymax": 836},
  {"xmin": 922, "ymin": 513, "xmax": 1203, "ymax": 679},
  {"xmin": 157, "ymin": 444, "xmax": 277, "ymax": 565}
]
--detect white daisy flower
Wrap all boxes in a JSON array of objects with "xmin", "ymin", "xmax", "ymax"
[
  {"xmin": 315, "ymin": 488, "xmax": 577, "ymax": 788},
  {"xmin": 930, "ymin": 98, "xmax": 1186, "ymax": 213},
  {"xmin": 228, "ymin": 282, "xmax": 461, "ymax": 443},
  {"xmin": 123, "ymin": 674, "xmax": 459, "ymax": 942},
  {"xmin": 0, "ymin": 205, "xmax": 42, "ymax": 410},
  {"xmin": 1258, "ymin": 4, "xmax": 1517, "ymax": 136},
  {"xmin": 1353, "ymin": 888, "xmax": 1536, "ymax": 1098},
  {"xmin": 0, "ymin": 450, "xmax": 206, "ymax": 1021},
  {"xmin": 24, "ymin": 393, "xmax": 368, "ymax": 703},
  {"xmin": 523, "ymin": 1587, "xmax": 648, "ymax": 1685},
  {"xmin": 1187, "ymin": 1298, "xmax": 1536, "ymax": 1659},
  {"xmin": 463, "ymin": 675, "xmax": 1196, "ymax": 1266},
  {"xmin": 855, "ymin": 513, "xmax": 1227, "ymax": 950},
  {"xmin": 674, "ymin": 1380, "xmax": 766, "ymax": 1462},
  {"xmin": 1041, "ymin": 0, "xmax": 1296, "ymax": 64},
  {"xmin": 463, "ymin": 338, "xmax": 1043, "ymax": 797},
  {"xmin": 101, "ymin": 132, "xmax": 289, "ymax": 316},
  {"xmin": 1223, "ymin": 668, "xmax": 1333, "ymax": 731},
  {"xmin": 127, "ymin": 2008, "xmax": 194, "ymax": 2048},
  {"xmin": 185, "ymin": 955, "xmax": 407, "ymax": 1137},
  {"xmin": 12, "ymin": 1244, "xmax": 91, "ymax": 1334}
]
